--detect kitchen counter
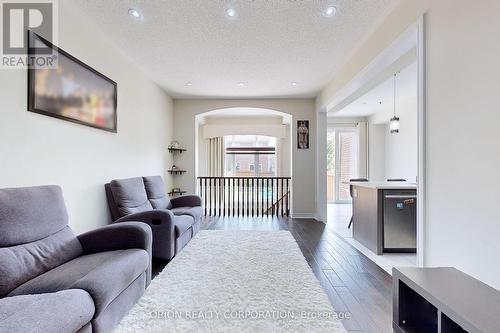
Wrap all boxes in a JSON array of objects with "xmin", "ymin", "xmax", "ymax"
[
  {"xmin": 351, "ymin": 183, "xmax": 417, "ymax": 255},
  {"xmin": 349, "ymin": 181, "xmax": 417, "ymax": 190}
]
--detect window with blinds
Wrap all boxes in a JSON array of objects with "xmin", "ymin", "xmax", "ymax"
[{"xmin": 224, "ymin": 135, "xmax": 276, "ymax": 177}]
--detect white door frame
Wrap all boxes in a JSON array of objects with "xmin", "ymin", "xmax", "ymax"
[
  {"xmin": 323, "ymin": 16, "xmax": 426, "ymax": 267},
  {"xmin": 416, "ymin": 15, "xmax": 426, "ymax": 267}
]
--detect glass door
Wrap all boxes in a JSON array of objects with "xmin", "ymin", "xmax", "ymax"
[
  {"xmin": 328, "ymin": 128, "xmax": 359, "ymax": 203},
  {"xmin": 327, "ymin": 129, "xmax": 336, "ymax": 203}
]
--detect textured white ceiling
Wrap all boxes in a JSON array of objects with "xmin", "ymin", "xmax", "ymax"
[{"xmin": 66, "ymin": 0, "xmax": 396, "ymax": 98}]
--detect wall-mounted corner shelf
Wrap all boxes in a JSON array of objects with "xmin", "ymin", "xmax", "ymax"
[
  {"xmin": 168, "ymin": 169, "xmax": 187, "ymax": 175},
  {"xmin": 168, "ymin": 148, "xmax": 187, "ymax": 154}
]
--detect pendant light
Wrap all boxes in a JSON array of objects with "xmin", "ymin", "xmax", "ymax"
[{"xmin": 390, "ymin": 72, "xmax": 400, "ymax": 134}]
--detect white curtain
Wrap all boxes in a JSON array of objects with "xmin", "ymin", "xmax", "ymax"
[
  {"xmin": 357, "ymin": 122, "xmax": 369, "ymax": 179},
  {"xmin": 207, "ymin": 137, "xmax": 224, "ymax": 177}
]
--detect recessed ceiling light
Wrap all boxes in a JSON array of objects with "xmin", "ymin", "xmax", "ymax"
[
  {"xmin": 237, "ymin": 82, "xmax": 245, "ymax": 87},
  {"xmin": 225, "ymin": 8, "xmax": 238, "ymax": 19},
  {"xmin": 323, "ymin": 6, "xmax": 337, "ymax": 18},
  {"xmin": 291, "ymin": 82, "xmax": 298, "ymax": 86},
  {"xmin": 185, "ymin": 82, "xmax": 193, "ymax": 86},
  {"xmin": 128, "ymin": 8, "xmax": 143, "ymax": 20}
]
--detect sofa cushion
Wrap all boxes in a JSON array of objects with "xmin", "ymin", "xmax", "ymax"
[
  {"xmin": 8, "ymin": 249, "xmax": 148, "ymax": 317},
  {"xmin": 110, "ymin": 178, "xmax": 153, "ymax": 217},
  {"xmin": 0, "ymin": 226, "xmax": 83, "ymax": 297},
  {"xmin": 0, "ymin": 185, "xmax": 69, "ymax": 246},
  {"xmin": 170, "ymin": 206, "xmax": 203, "ymax": 222},
  {"xmin": 143, "ymin": 176, "xmax": 170, "ymax": 209},
  {"xmin": 174, "ymin": 214, "xmax": 195, "ymax": 236},
  {"xmin": 0, "ymin": 289, "xmax": 94, "ymax": 333}
]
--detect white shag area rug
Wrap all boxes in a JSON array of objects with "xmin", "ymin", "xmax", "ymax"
[{"xmin": 114, "ymin": 230, "xmax": 348, "ymax": 333}]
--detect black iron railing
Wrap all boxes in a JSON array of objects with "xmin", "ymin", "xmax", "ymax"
[{"xmin": 198, "ymin": 177, "xmax": 291, "ymax": 217}]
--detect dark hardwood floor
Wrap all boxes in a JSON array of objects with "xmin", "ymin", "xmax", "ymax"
[{"xmin": 153, "ymin": 216, "xmax": 393, "ymax": 333}]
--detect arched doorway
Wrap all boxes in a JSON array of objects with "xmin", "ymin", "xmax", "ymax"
[{"xmin": 195, "ymin": 108, "xmax": 293, "ymax": 217}]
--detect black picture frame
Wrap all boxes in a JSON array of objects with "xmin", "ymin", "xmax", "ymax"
[
  {"xmin": 27, "ymin": 31, "xmax": 117, "ymax": 133},
  {"xmin": 297, "ymin": 120, "xmax": 309, "ymax": 149}
]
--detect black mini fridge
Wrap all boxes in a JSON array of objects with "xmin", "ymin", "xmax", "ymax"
[{"xmin": 382, "ymin": 190, "xmax": 417, "ymax": 253}]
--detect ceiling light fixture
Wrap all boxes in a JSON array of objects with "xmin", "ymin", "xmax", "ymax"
[
  {"xmin": 237, "ymin": 82, "xmax": 245, "ymax": 87},
  {"xmin": 323, "ymin": 6, "xmax": 337, "ymax": 18},
  {"xmin": 291, "ymin": 82, "xmax": 298, "ymax": 86},
  {"xmin": 128, "ymin": 8, "xmax": 143, "ymax": 20},
  {"xmin": 390, "ymin": 72, "xmax": 400, "ymax": 134},
  {"xmin": 225, "ymin": 8, "xmax": 238, "ymax": 19},
  {"xmin": 185, "ymin": 82, "xmax": 193, "ymax": 87}
]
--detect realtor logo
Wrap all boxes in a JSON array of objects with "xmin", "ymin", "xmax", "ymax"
[{"xmin": 1, "ymin": 0, "xmax": 58, "ymax": 68}]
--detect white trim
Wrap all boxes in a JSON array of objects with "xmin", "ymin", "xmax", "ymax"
[{"xmin": 416, "ymin": 15, "xmax": 426, "ymax": 268}]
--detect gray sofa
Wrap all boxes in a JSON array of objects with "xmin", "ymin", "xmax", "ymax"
[
  {"xmin": 105, "ymin": 176, "xmax": 202, "ymax": 261},
  {"xmin": 0, "ymin": 185, "xmax": 152, "ymax": 333}
]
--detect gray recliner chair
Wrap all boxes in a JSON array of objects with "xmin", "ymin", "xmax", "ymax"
[
  {"xmin": 0, "ymin": 185, "xmax": 152, "ymax": 333},
  {"xmin": 105, "ymin": 176, "xmax": 202, "ymax": 260}
]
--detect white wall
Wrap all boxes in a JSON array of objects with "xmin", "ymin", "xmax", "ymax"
[
  {"xmin": 368, "ymin": 96, "xmax": 418, "ymax": 182},
  {"xmin": 318, "ymin": 0, "xmax": 500, "ymax": 290},
  {"xmin": 0, "ymin": 3, "xmax": 173, "ymax": 233},
  {"xmin": 173, "ymin": 99, "xmax": 317, "ymax": 218},
  {"xmin": 368, "ymin": 122, "xmax": 386, "ymax": 181},
  {"xmin": 384, "ymin": 98, "xmax": 417, "ymax": 182}
]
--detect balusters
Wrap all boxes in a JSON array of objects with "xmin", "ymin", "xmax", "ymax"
[
  {"xmin": 281, "ymin": 178, "xmax": 284, "ymax": 216},
  {"xmin": 197, "ymin": 177, "xmax": 291, "ymax": 218},
  {"xmin": 232, "ymin": 178, "xmax": 235, "ymax": 216},
  {"xmin": 286, "ymin": 178, "xmax": 289, "ymax": 216},
  {"xmin": 273, "ymin": 178, "xmax": 276, "ymax": 217},
  {"xmin": 223, "ymin": 178, "xmax": 226, "ymax": 217},
  {"xmin": 209, "ymin": 178, "xmax": 212, "ymax": 216},
  {"xmin": 251, "ymin": 178, "xmax": 254, "ymax": 217},
  {"xmin": 201, "ymin": 178, "xmax": 206, "ymax": 216},
  {"xmin": 256, "ymin": 178, "xmax": 259, "ymax": 217},
  {"xmin": 266, "ymin": 178, "xmax": 269, "ymax": 217}
]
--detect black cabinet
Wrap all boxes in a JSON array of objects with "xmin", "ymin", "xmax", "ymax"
[{"xmin": 397, "ymin": 280, "xmax": 438, "ymax": 332}]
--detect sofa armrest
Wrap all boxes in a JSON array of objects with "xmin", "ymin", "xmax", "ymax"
[
  {"xmin": 170, "ymin": 195, "xmax": 202, "ymax": 208},
  {"xmin": 114, "ymin": 210, "xmax": 176, "ymax": 261},
  {"xmin": 77, "ymin": 222, "xmax": 153, "ymax": 285}
]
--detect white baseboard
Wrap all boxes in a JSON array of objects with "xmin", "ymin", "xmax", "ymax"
[
  {"xmin": 315, "ymin": 215, "xmax": 327, "ymax": 224},
  {"xmin": 291, "ymin": 213, "xmax": 317, "ymax": 220}
]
